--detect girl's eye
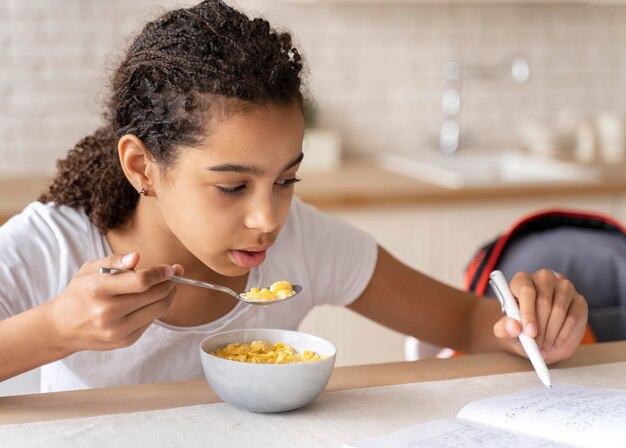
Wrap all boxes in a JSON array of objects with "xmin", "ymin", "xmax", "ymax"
[
  {"xmin": 217, "ymin": 184, "xmax": 246, "ymax": 195},
  {"xmin": 275, "ymin": 177, "xmax": 301, "ymax": 188},
  {"xmin": 216, "ymin": 177, "xmax": 301, "ymax": 196}
]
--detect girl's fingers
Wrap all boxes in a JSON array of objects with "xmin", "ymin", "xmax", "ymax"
[
  {"xmin": 77, "ymin": 253, "xmax": 140, "ymax": 277},
  {"xmin": 509, "ymin": 272, "xmax": 539, "ymax": 337},
  {"xmin": 78, "ymin": 253, "xmax": 175, "ymax": 297},
  {"xmin": 99, "ymin": 292, "xmax": 175, "ymax": 347},
  {"xmin": 114, "ymin": 280, "xmax": 178, "ymax": 315},
  {"xmin": 493, "ymin": 316, "xmax": 522, "ymax": 339},
  {"xmin": 96, "ymin": 265, "xmax": 175, "ymax": 296},
  {"xmin": 121, "ymin": 286, "xmax": 178, "ymax": 334},
  {"xmin": 56, "ymin": 256, "xmax": 185, "ymax": 351},
  {"xmin": 496, "ymin": 271, "xmax": 588, "ymax": 364},
  {"xmin": 541, "ymin": 279, "xmax": 576, "ymax": 352},
  {"xmin": 493, "ymin": 317, "xmax": 526, "ymax": 357},
  {"xmin": 547, "ymin": 294, "xmax": 588, "ymax": 362},
  {"xmin": 172, "ymin": 264, "xmax": 185, "ymax": 276},
  {"xmin": 530, "ymin": 269, "xmax": 557, "ymax": 347}
]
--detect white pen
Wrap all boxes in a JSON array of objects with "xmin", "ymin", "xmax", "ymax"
[{"xmin": 489, "ymin": 270, "xmax": 552, "ymax": 389}]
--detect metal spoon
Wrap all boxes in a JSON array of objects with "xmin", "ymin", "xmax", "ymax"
[{"xmin": 99, "ymin": 267, "xmax": 302, "ymax": 306}]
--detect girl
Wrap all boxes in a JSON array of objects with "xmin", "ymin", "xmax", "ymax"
[{"xmin": 0, "ymin": 0, "xmax": 587, "ymax": 392}]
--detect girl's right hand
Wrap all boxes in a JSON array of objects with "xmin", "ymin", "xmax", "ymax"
[{"xmin": 48, "ymin": 252, "xmax": 182, "ymax": 353}]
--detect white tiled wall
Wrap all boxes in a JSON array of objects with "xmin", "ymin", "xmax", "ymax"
[
  {"xmin": 0, "ymin": 0, "xmax": 192, "ymax": 175},
  {"xmin": 1, "ymin": 1, "xmax": 625, "ymax": 173},
  {"xmin": 247, "ymin": 1, "xmax": 626, "ymax": 157}
]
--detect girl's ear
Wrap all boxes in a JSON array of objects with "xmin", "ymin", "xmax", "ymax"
[{"xmin": 117, "ymin": 134, "xmax": 156, "ymax": 195}]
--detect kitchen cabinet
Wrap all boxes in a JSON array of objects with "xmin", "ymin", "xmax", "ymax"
[{"xmin": 299, "ymin": 193, "xmax": 619, "ymax": 367}]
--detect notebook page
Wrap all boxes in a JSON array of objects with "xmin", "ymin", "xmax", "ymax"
[
  {"xmin": 457, "ymin": 383, "xmax": 626, "ymax": 448},
  {"xmin": 343, "ymin": 418, "xmax": 566, "ymax": 448}
]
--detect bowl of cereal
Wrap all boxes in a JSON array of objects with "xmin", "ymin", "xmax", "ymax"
[{"xmin": 199, "ymin": 328, "xmax": 336, "ymax": 413}]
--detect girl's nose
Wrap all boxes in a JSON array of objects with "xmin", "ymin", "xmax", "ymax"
[{"xmin": 243, "ymin": 195, "xmax": 279, "ymax": 233}]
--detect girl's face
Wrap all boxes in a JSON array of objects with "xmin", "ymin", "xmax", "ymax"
[{"xmin": 151, "ymin": 101, "xmax": 305, "ymax": 277}]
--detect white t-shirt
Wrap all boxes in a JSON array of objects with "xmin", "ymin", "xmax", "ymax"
[{"xmin": 0, "ymin": 197, "xmax": 377, "ymax": 392}]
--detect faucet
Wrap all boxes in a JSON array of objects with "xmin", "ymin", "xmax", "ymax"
[
  {"xmin": 438, "ymin": 57, "xmax": 530, "ymax": 154},
  {"xmin": 439, "ymin": 61, "xmax": 462, "ymax": 154}
]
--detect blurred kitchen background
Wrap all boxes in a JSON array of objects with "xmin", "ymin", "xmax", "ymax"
[
  {"xmin": 1, "ymin": 0, "xmax": 626, "ymax": 394},
  {"xmin": 3, "ymin": 0, "xmax": 626, "ymax": 173}
]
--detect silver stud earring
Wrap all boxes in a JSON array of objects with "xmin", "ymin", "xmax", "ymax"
[{"xmin": 139, "ymin": 187, "xmax": 148, "ymax": 196}]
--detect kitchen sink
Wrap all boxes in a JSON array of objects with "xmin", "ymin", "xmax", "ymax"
[{"xmin": 378, "ymin": 151, "xmax": 600, "ymax": 189}]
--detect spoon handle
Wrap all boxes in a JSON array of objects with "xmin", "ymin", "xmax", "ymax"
[
  {"xmin": 167, "ymin": 276, "xmax": 238, "ymax": 297},
  {"xmin": 98, "ymin": 267, "xmax": 239, "ymax": 298},
  {"xmin": 99, "ymin": 267, "xmax": 302, "ymax": 306}
]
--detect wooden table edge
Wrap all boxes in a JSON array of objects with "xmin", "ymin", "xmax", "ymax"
[{"xmin": 1, "ymin": 341, "xmax": 624, "ymax": 425}]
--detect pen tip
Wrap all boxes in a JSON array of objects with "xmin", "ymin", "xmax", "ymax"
[{"xmin": 548, "ymin": 385, "xmax": 553, "ymax": 390}]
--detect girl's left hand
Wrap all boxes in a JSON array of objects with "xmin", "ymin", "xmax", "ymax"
[{"xmin": 493, "ymin": 269, "xmax": 588, "ymax": 364}]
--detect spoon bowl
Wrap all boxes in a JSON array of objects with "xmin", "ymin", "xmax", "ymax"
[{"xmin": 99, "ymin": 267, "xmax": 302, "ymax": 306}]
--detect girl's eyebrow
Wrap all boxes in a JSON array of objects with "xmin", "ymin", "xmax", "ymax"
[{"xmin": 207, "ymin": 152, "xmax": 304, "ymax": 175}]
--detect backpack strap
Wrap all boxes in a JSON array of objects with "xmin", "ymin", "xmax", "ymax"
[{"xmin": 465, "ymin": 209, "xmax": 626, "ymax": 296}]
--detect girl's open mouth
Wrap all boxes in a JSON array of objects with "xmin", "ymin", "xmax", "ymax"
[{"xmin": 230, "ymin": 249, "xmax": 267, "ymax": 268}]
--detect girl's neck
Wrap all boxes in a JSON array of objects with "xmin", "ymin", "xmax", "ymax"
[{"xmin": 106, "ymin": 197, "xmax": 207, "ymax": 276}]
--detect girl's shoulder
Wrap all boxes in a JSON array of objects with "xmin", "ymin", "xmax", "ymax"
[
  {"xmin": 1, "ymin": 201, "xmax": 99, "ymax": 251},
  {"xmin": 281, "ymin": 196, "xmax": 376, "ymax": 254},
  {"xmin": 0, "ymin": 202, "xmax": 104, "ymax": 312},
  {"xmin": 286, "ymin": 196, "xmax": 370, "ymax": 240},
  {"xmin": 11, "ymin": 201, "xmax": 93, "ymax": 233}
]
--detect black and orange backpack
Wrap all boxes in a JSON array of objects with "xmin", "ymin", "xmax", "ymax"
[{"xmin": 464, "ymin": 209, "xmax": 626, "ymax": 344}]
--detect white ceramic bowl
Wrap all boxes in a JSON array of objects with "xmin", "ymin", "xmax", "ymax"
[{"xmin": 199, "ymin": 328, "xmax": 336, "ymax": 413}]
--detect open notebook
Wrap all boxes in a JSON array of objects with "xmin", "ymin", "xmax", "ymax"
[{"xmin": 345, "ymin": 383, "xmax": 626, "ymax": 448}]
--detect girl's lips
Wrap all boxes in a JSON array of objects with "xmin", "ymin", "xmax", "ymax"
[{"xmin": 230, "ymin": 249, "xmax": 267, "ymax": 268}]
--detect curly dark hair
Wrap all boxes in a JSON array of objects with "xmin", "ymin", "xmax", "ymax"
[{"xmin": 39, "ymin": 0, "xmax": 304, "ymax": 232}]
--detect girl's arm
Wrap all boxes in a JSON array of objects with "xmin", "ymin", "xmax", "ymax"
[
  {"xmin": 0, "ymin": 301, "xmax": 73, "ymax": 381},
  {"xmin": 348, "ymin": 246, "xmax": 587, "ymax": 363},
  {"xmin": 0, "ymin": 253, "xmax": 180, "ymax": 382}
]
